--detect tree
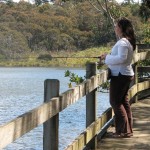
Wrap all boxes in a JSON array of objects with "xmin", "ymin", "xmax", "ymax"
[
  {"xmin": 139, "ymin": 0, "xmax": 150, "ymax": 22},
  {"xmin": 6, "ymin": 0, "xmax": 14, "ymax": 7},
  {"xmin": 61, "ymin": 0, "xmax": 126, "ymax": 40},
  {"xmin": 34, "ymin": 0, "xmax": 54, "ymax": 6},
  {"xmin": 34, "ymin": 0, "xmax": 43, "ymax": 6}
]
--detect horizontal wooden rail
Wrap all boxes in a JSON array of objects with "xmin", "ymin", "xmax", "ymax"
[
  {"xmin": 0, "ymin": 51, "xmax": 149, "ymax": 149},
  {"xmin": 137, "ymin": 44, "xmax": 150, "ymax": 50},
  {"xmin": 128, "ymin": 80, "xmax": 150, "ymax": 100},
  {"xmin": 132, "ymin": 51, "xmax": 150, "ymax": 64},
  {"xmin": 138, "ymin": 66, "xmax": 150, "ymax": 72}
]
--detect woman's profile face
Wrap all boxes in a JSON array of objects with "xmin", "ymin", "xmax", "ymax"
[{"xmin": 115, "ymin": 24, "xmax": 122, "ymax": 38}]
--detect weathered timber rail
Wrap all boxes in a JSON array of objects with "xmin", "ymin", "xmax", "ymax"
[{"xmin": 0, "ymin": 45, "xmax": 149, "ymax": 150}]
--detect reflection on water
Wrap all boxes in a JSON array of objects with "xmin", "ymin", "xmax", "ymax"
[{"xmin": 0, "ymin": 67, "xmax": 110, "ymax": 150}]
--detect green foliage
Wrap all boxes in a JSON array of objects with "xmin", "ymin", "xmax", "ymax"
[
  {"xmin": 65, "ymin": 70, "xmax": 85, "ymax": 88},
  {"xmin": 141, "ymin": 24, "xmax": 150, "ymax": 44},
  {"xmin": 138, "ymin": 59, "xmax": 150, "ymax": 66},
  {"xmin": 35, "ymin": 0, "xmax": 43, "ymax": 6},
  {"xmin": 37, "ymin": 54, "xmax": 52, "ymax": 60},
  {"xmin": 6, "ymin": 0, "xmax": 14, "ymax": 7},
  {"xmin": 101, "ymin": 81, "xmax": 109, "ymax": 89},
  {"xmin": 38, "ymin": 3, "xmax": 52, "ymax": 13},
  {"xmin": 109, "ymin": 2, "xmax": 126, "ymax": 19},
  {"xmin": 139, "ymin": 0, "xmax": 150, "ymax": 22},
  {"xmin": 64, "ymin": 68, "xmax": 110, "ymax": 91},
  {"xmin": 0, "ymin": 1, "xmax": 149, "ymax": 63},
  {"xmin": 99, "ymin": 80, "xmax": 110, "ymax": 93},
  {"xmin": 63, "ymin": 46, "xmax": 110, "ymax": 89}
]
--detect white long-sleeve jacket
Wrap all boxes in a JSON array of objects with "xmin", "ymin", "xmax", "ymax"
[{"xmin": 105, "ymin": 38, "xmax": 134, "ymax": 76}]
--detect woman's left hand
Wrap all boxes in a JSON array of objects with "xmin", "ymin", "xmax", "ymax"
[{"xmin": 101, "ymin": 53, "xmax": 107, "ymax": 60}]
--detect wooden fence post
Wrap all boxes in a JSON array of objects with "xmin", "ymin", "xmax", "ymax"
[
  {"xmin": 130, "ymin": 46, "xmax": 138, "ymax": 103},
  {"xmin": 136, "ymin": 44, "xmax": 150, "ymax": 99},
  {"xmin": 134, "ymin": 64, "xmax": 138, "ymax": 102},
  {"xmin": 43, "ymin": 79, "xmax": 60, "ymax": 150},
  {"xmin": 86, "ymin": 62, "xmax": 97, "ymax": 149}
]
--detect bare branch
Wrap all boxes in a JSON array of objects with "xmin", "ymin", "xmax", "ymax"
[
  {"xmin": 89, "ymin": 0, "xmax": 119, "ymax": 40},
  {"xmin": 104, "ymin": 0, "xmax": 115, "ymax": 26},
  {"xmin": 88, "ymin": 0, "xmax": 103, "ymax": 13},
  {"xmin": 97, "ymin": 0, "xmax": 107, "ymax": 13}
]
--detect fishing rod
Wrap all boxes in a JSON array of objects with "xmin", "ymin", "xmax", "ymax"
[
  {"xmin": 48, "ymin": 56, "xmax": 101, "ymax": 59},
  {"xmin": 0, "ymin": 56, "xmax": 102, "ymax": 60}
]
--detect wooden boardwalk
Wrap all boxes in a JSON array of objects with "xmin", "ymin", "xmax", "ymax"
[{"xmin": 97, "ymin": 97, "xmax": 150, "ymax": 150}]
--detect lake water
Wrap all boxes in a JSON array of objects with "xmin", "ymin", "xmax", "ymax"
[{"xmin": 0, "ymin": 67, "xmax": 110, "ymax": 150}]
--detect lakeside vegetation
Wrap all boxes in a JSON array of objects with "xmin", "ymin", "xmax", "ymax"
[
  {"xmin": 0, "ymin": 0, "xmax": 149, "ymax": 67},
  {"xmin": 0, "ymin": 47, "xmax": 110, "ymax": 67}
]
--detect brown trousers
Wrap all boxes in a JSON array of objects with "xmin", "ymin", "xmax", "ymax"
[{"xmin": 110, "ymin": 73, "xmax": 133, "ymax": 135}]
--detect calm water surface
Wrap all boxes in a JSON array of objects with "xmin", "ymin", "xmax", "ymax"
[{"xmin": 0, "ymin": 67, "xmax": 110, "ymax": 150}]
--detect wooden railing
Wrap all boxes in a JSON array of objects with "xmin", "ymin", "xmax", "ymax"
[
  {"xmin": 0, "ymin": 46, "xmax": 149, "ymax": 150},
  {"xmin": 65, "ymin": 45, "xmax": 150, "ymax": 150}
]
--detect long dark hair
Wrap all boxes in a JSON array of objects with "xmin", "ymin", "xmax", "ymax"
[{"xmin": 117, "ymin": 17, "xmax": 136, "ymax": 51}]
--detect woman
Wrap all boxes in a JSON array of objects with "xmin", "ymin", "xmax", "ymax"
[{"xmin": 101, "ymin": 17, "xmax": 136, "ymax": 138}]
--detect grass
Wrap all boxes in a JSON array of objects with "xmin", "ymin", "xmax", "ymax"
[{"xmin": 0, "ymin": 46, "xmax": 111, "ymax": 68}]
